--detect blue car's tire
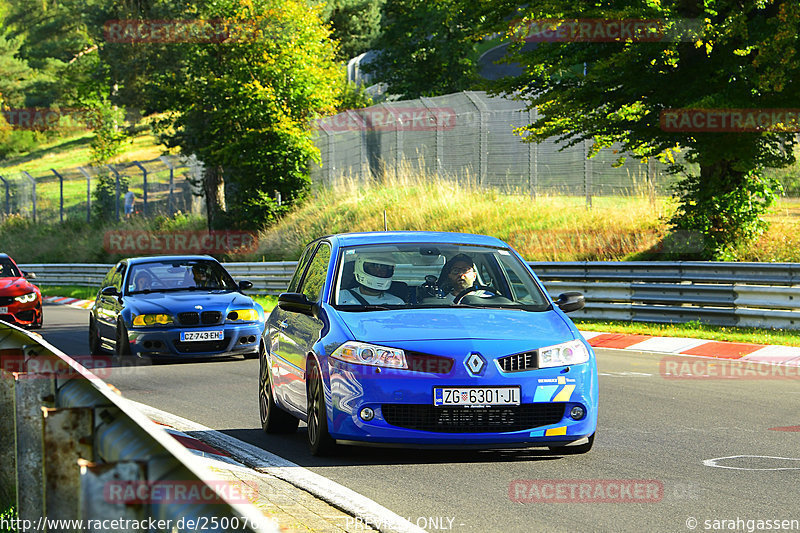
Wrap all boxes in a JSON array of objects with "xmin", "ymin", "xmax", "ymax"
[
  {"xmin": 548, "ymin": 432, "xmax": 594, "ymax": 455},
  {"xmin": 115, "ymin": 323, "xmax": 132, "ymax": 356},
  {"xmin": 259, "ymin": 342, "xmax": 299, "ymax": 434},
  {"xmin": 306, "ymin": 360, "xmax": 337, "ymax": 456},
  {"xmin": 88, "ymin": 317, "xmax": 103, "ymax": 355}
]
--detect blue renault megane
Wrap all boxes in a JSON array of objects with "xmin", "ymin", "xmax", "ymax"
[{"xmin": 260, "ymin": 232, "xmax": 598, "ymax": 455}]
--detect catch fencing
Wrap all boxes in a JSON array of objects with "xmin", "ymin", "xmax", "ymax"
[
  {"xmin": 0, "ymin": 321, "xmax": 276, "ymax": 532},
  {"xmin": 312, "ymin": 90, "xmax": 681, "ymax": 201},
  {"xmin": 0, "ymin": 155, "xmax": 205, "ymax": 223},
  {"xmin": 21, "ymin": 261, "xmax": 800, "ymax": 330}
]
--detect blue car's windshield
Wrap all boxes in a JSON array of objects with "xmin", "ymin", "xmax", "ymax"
[
  {"xmin": 332, "ymin": 244, "xmax": 551, "ymax": 311},
  {"xmin": 126, "ymin": 259, "xmax": 237, "ymax": 294}
]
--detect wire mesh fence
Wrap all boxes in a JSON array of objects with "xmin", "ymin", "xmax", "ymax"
[
  {"xmin": 0, "ymin": 155, "xmax": 205, "ymax": 223},
  {"xmin": 312, "ymin": 90, "xmax": 683, "ymax": 199}
]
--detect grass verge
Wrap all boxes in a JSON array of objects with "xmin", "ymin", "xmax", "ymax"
[{"xmin": 575, "ymin": 319, "xmax": 800, "ymax": 347}]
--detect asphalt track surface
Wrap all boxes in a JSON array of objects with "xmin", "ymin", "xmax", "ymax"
[{"xmin": 41, "ymin": 303, "xmax": 800, "ymax": 533}]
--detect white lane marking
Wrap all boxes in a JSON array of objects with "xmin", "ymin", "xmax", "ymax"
[
  {"xmin": 128, "ymin": 399, "xmax": 426, "ymax": 533},
  {"xmin": 598, "ymin": 371, "xmax": 653, "ymax": 377},
  {"xmin": 703, "ymin": 455, "xmax": 800, "ymax": 471}
]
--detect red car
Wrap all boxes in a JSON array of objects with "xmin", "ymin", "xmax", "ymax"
[{"xmin": 0, "ymin": 253, "xmax": 42, "ymax": 328}]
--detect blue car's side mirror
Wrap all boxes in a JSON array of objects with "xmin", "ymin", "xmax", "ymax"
[
  {"xmin": 555, "ymin": 292, "xmax": 585, "ymax": 313},
  {"xmin": 238, "ymin": 280, "xmax": 254, "ymax": 291},
  {"xmin": 278, "ymin": 292, "xmax": 317, "ymax": 317}
]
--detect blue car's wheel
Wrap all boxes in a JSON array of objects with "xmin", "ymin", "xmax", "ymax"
[
  {"xmin": 259, "ymin": 342, "xmax": 299, "ymax": 434},
  {"xmin": 306, "ymin": 360, "xmax": 337, "ymax": 456},
  {"xmin": 88, "ymin": 317, "xmax": 103, "ymax": 355},
  {"xmin": 115, "ymin": 323, "xmax": 132, "ymax": 356}
]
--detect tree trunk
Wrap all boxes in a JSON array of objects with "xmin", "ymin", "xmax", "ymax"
[{"xmin": 203, "ymin": 165, "xmax": 226, "ymax": 230}]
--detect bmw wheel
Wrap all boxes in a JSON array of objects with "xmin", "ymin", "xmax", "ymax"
[
  {"xmin": 115, "ymin": 323, "xmax": 132, "ymax": 356},
  {"xmin": 259, "ymin": 341, "xmax": 299, "ymax": 434},
  {"xmin": 88, "ymin": 317, "xmax": 102, "ymax": 355},
  {"xmin": 306, "ymin": 360, "xmax": 337, "ymax": 456}
]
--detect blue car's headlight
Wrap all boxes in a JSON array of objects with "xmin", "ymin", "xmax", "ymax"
[
  {"xmin": 14, "ymin": 292, "xmax": 37, "ymax": 304},
  {"xmin": 227, "ymin": 309, "xmax": 259, "ymax": 321},
  {"xmin": 132, "ymin": 314, "xmax": 173, "ymax": 327},
  {"xmin": 538, "ymin": 340, "xmax": 590, "ymax": 368},
  {"xmin": 331, "ymin": 341, "xmax": 408, "ymax": 369}
]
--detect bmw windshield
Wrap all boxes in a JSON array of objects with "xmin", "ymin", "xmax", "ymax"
[{"xmin": 332, "ymin": 244, "xmax": 551, "ymax": 311}]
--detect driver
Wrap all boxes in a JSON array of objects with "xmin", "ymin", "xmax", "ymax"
[
  {"xmin": 134, "ymin": 271, "xmax": 152, "ymax": 291},
  {"xmin": 438, "ymin": 253, "xmax": 492, "ymax": 303},
  {"xmin": 338, "ymin": 255, "xmax": 404, "ymax": 305}
]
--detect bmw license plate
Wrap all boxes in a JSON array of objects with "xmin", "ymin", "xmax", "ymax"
[
  {"xmin": 434, "ymin": 387, "xmax": 520, "ymax": 407},
  {"xmin": 180, "ymin": 330, "xmax": 223, "ymax": 342},
  {"xmin": 0, "ymin": 307, "xmax": 7, "ymax": 314}
]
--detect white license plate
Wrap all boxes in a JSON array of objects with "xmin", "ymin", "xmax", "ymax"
[
  {"xmin": 180, "ymin": 330, "xmax": 224, "ymax": 342},
  {"xmin": 0, "ymin": 307, "xmax": 7, "ymax": 314},
  {"xmin": 434, "ymin": 387, "xmax": 521, "ymax": 406}
]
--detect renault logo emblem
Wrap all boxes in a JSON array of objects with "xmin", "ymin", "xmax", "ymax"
[{"xmin": 465, "ymin": 352, "xmax": 486, "ymax": 375}]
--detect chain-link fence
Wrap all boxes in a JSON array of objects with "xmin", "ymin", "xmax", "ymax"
[
  {"xmin": 0, "ymin": 155, "xmax": 205, "ymax": 223},
  {"xmin": 312, "ymin": 90, "xmax": 683, "ymax": 199}
]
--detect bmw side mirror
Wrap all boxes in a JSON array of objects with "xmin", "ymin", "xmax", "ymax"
[
  {"xmin": 22, "ymin": 270, "xmax": 36, "ymax": 280},
  {"xmin": 101, "ymin": 286, "xmax": 121, "ymax": 297},
  {"xmin": 278, "ymin": 292, "xmax": 316, "ymax": 316},
  {"xmin": 555, "ymin": 292, "xmax": 585, "ymax": 313},
  {"xmin": 238, "ymin": 280, "xmax": 254, "ymax": 291}
]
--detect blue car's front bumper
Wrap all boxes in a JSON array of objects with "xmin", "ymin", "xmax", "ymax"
[
  {"xmin": 325, "ymin": 358, "xmax": 597, "ymax": 446},
  {"xmin": 127, "ymin": 322, "xmax": 262, "ymax": 358}
]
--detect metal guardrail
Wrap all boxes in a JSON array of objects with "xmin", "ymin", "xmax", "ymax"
[
  {"xmin": 20, "ymin": 261, "xmax": 800, "ymax": 330},
  {"xmin": 0, "ymin": 321, "xmax": 277, "ymax": 532}
]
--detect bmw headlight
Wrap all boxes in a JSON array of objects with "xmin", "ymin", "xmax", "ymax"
[
  {"xmin": 331, "ymin": 341, "xmax": 408, "ymax": 369},
  {"xmin": 227, "ymin": 309, "xmax": 259, "ymax": 321},
  {"xmin": 538, "ymin": 340, "xmax": 590, "ymax": 368},
  {"xmin": 14, "ymin": 292, "xmax": 37, "ymax": 304},
  {"xmin": 132, "ymin": 314, "xmax": 173, "ymax": 327}
]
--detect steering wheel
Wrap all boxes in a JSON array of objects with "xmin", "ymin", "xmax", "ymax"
[{"xmin": 453, "ymin": 284, "xmax": 496, "ymax": 304}]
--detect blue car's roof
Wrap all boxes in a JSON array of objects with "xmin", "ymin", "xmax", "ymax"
[
  {"xmin": 326, "ymin": 231, "xmax": 508, "ymax": 248},
  {"xmin": 124, "ymin": 255, "xmax": 216, "ymax": 265}
]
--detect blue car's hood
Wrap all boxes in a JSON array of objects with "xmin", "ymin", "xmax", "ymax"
[
  {"xmin": 125, "ymin": 290, "xmax": 255, "ymax": 315},
  {"xmin": 336, "ymin": 308, "xmax": 576, "ymax": 344}
]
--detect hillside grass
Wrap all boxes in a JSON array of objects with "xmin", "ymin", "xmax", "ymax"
[{"xmin": 252, "ymin": 166, "xmax": 800, "ymax": 263}]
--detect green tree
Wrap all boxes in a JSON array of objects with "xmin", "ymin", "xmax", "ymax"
[
  {"xmin": 314, "ymin": 0, "xmax": 384, "ymax": 61},
  {"xmin": 492, "ymin": 0, "xmax": 800, "ymax": 258},
  {"xmin": 157, "ymin": 0, "xmax": 342, "ymax": 229},
  {"xmin": 364, "ymin": 0, "xmax": 488, "ymax": 99}
]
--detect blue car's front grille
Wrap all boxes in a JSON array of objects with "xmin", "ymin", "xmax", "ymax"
[
  {"xmin": 497, "ymin": 351, "xmax": 538, "ymax": 372},
  {"xmin": 381, "ymin": 404, "xmax": 565, "ymax": 433},
  {"xmin": 178, "ymin": 311, "xmax": 222, "ymax": 325}
]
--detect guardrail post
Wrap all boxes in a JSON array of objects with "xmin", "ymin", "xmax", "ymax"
[
  {"xmin": 107, "ymin": 165, "xmax": 121, "ymax": 222},
  {"xmin": 0, "ymin": 369, "xmax": 17, "ymax": 508},
  {"xmin": 15, "ymin": 370, "xmax": 55, "ymax": 524},
  {"xmin": 22, "ymin": 171, "xmax": 37, "ymax": 222},
  {"xmin": 132, "ymin": 161, "xmax": 148, "ymax": 217},
  {"xmin": 159, "ymin": 156, "xmax": 175, "ymax": 217},
  {"xmin": 0, "ymin": 175, "xmax": 9, "ymax": 217},
  {"xmin": 78, "ymin": 167, "xmax": 92, "ymax": 222},
  {"xmin": 80, "ymin": 461, "xmax": 147, "ymax": 531},
  {"xmin": 42, "ymin": 406, "xmax": 94, "ymax": 528},
  {"xmin": 51, "ymin": 169, "xmax": 65, "ymax": 223}
]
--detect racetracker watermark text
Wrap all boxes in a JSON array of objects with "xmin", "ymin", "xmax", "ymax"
[
  {"xmin": 510, "ymin": 18, "xmax": 701, "ymax": 42},
  {"xmin": 103, "ymin": 19, "xmax": 262, "ymax": 43},
  {"xmin": 316, "ymin": 107, "xmax": 456, "ymax": 132},
  {"xmin": 509, "ymin": 479, "xmax": 663, "ymax": 503},
  {"xmin": 661, "ymin": 109, "xmax": 800, "ymax": 132},
  {"xmin": 660, "ymin": 357, "xmax": 800, "ymax": 380},
  {"xmin": 103, "ymin": 230, "xmax": 258, "ymax": 255}
]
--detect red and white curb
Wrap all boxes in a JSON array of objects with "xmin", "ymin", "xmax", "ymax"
[
  {"xmin": 581, "ymin": 331, "xmax": 800, "ymax": 366},
  {"xmin": 43, "ymin": 295, "xmax": 94, "ymax": 309}
]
